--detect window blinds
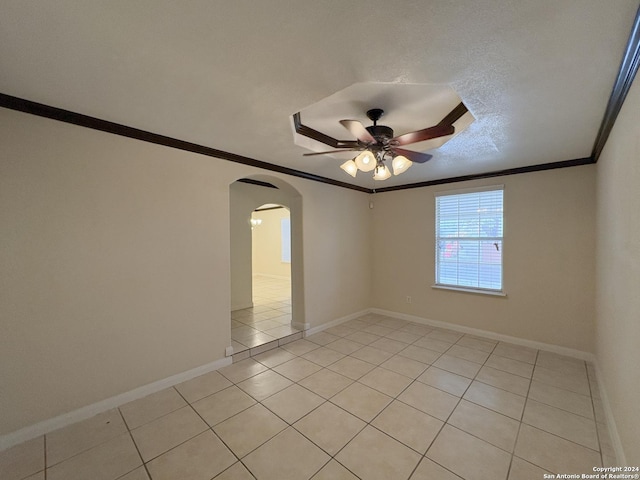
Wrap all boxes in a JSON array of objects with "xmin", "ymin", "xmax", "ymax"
[
  {"xmin": 281, "ymin": 218, "xmax": 291, "ymax": 263},
  {"xmin": 435, "ymin": 187, "xmax": 504, "ymax": 291}
]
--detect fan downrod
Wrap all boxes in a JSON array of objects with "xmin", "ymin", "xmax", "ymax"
[
  {"xmin": 365, "ymin": 109, "xmax": 393, "ymax": 141},
  {"xmin": 366, "ymin": 109, "xmax": 384, "ymax": 125}
]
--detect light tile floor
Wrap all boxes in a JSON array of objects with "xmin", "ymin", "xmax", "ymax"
[
  {"xmin": 231, "ymin": 275, "xmax": 301, "ymax": 353},
  {"xmin": 1, "ymin": 313, "xmax": 616, "ymax": 480}
]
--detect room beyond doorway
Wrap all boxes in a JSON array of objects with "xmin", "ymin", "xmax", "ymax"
[
  {"xmin": 231, "ymin": 275, "xmax": 302, "ymax": 354},
  {"xmin": 229, "ymin": 176, "xmax": 307, "ymax": 359},
  {"xmin": 231, "ymin": 204, "xmax": 300, "ymax": 355}
]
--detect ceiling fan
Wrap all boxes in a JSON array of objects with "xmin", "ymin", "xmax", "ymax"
[{"xmin": 303, "ymin": 107, "xmax": 458, "ymax": 180}]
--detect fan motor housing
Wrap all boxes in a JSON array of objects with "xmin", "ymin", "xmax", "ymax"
[{"xmin": 366, "ymin": 125, "xmax": 394, "ymax": 141}]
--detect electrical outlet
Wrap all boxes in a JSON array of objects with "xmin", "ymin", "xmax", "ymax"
[{"xmin": 406, "ymin": 296, "xmax": 412, "ymax": 304}]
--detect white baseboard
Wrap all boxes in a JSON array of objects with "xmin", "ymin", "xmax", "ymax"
[
  {"xmin": 231, "ymin": 302, "xmax": 253, "ymax": 311},
  {"xmin": 370, "ymin": 308, "xmax": 596, "ymax": 362},
  {"xmin": 593, "ymin": 362, "xmax": 627, "ymax": 466},
  {"xmin": 305, "ymin": 309, "xmax": 371, "ymax": 336},
  {"xmin": 306, "ymin": 306, "xmax": 596, "ymax": 365},
  {"xmin": 292, "ymin": 321, "xmax": 310, "ymax": 330},
  {"xmin": 0, "ymin": 356, "xmax": 232, "ymax": 452}
]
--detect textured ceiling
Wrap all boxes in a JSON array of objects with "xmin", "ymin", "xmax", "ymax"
[{"xmin": 0, "ymin": 0, "xmax": 638, "ymax": 189}]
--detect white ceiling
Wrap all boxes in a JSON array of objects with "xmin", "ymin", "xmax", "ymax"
[{"xmin": 1, "ymin": 1, "xmax": 638, "ymax": 189}]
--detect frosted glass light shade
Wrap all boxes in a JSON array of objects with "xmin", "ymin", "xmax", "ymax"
[
  {"xmin": 340, "ymin": 159, "xmax": 358, "ymax": 177},
  {"xmin": 354, "ymin": 150, "xmax": 376, "ymax": 172},
  {"xmin": 373, "ymin": 164, "xmax": 391, "ymax": 180},
  {"xmin": 392, "ymin": 155, "xmax": 413, "ymax": 175}
]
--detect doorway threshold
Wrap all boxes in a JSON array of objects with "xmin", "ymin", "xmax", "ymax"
[{"xmin": 232, "ymin": 330, "xmax": 305, "ymax": 363}]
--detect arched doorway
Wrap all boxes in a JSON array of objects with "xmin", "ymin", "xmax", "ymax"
[{"xmin": 228, "ymin": 176, "xmax": 305, "ymax": 357}]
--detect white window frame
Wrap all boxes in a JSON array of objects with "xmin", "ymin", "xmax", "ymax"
[{"xmin": 433, "ymin": 185, "xmax": 505, "ymax": 296}]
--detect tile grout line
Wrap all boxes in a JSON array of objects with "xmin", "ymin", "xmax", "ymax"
[
  {"xmin": 333, "ymin": 325, "xmax": 495, "ymax": 478},
  {"xmin": 198, "ymin": 361, "xmax": 342, "ymax": 476},
  {"xmin": 523, "ymin": 384, "xmax": 597, "ymax": 420},
  {"xmin": 211, "ymin": 462, "xmax": 258, "ymax": 480},
  {"xmin": 253, "ymin": 320, "xmax": 420, "ymax": 477},
  {"xmin": 269, "ymin": 316, "xmax": 592, "ymax": 478},
  {"xmin": 586, "ymin": 360, "xmax": 605, "ymax": 467},
  {"xmin": 506, "ymin": 346, "xmax": 540, "ymax": 479},
  {"xmin": 520, "ymin": 396, "xmax": 600, "ymax": 449},
  {"xmin": 240, "ymin": 388, "xmax": 333, "ymax": 475},
  {"xmin": 116, "ymin": 407, "xmax": 153, "ymax": 480},
  {"xmin": 241, "ymin": 323, "xmax": 581, "ymax": 477},
  {"xmin": 123, "ymin": 385, "xmax": 240, "ymax": 475},
  {"xmin": 264, "ymin": 380, "xmax": 366, "ymax": 478},
  {"xmin": 426, "ymin": 335, "xmax": 514, "ymax": 480},
  {"xmin": 339, "ymin": 328, "xmax": 483, "ymax": 478},
  {"xmin": 172, "ymin": 384, "xmax": 262, "ymax": 480},
  {"xmin": 514, "ymin": 351, "xmax": 603, "ymax": 475},
  {"xmin": 38, "ymin": 411, "xmax": 130, "ymax": 471},
  {"xmin": 43, "ymin": 434, "xmax": 47, "ymax": 480},
  {"xmin": 423, "ymin": 333, "xmax": 565, "ymax": 479}
]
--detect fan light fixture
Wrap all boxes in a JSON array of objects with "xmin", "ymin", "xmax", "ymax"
[
  {"xmin": 373, "ymin": 162, "xmax": 391, "ymax": 181},
  {"xmin": 392, "ymin": 155, "xmax": 412, "ymax": 175},
  {"xmin": 354, "ymin": 150, "xmax": 376, "ymax": 172},
  {"xmin": 342, "ymin": 150, "xmax": 413, "ymax": 181},
  {"xmin": 250, "ymin": 218, "xmax": 262, "ymax": 229},
  {"xmin": 300, "ymin": 105, "xmax": 468, "ymax": 181},
  {"xmin": 340, "ymin": 159, "xmax": 358, "ymax": 177}
]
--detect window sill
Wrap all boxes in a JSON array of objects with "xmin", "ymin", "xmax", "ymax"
[{"xmin": 431, "ymin": 285, "xmax": 507, "ymax": 297}]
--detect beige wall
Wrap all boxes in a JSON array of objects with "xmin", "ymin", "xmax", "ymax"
[
  {"xmin": 229, "ymin": 182, "xmax": 254, "ymax": 311},
  {"xmin": 371, "ymin": 165, "xmax": 596, "ymax": 352},
  {"xmin": 299, "ymin": 178, "xmax": 372, "ymax": 328},
  {"xmin": 0, "ymin": 108, "xmax": 371, "ymax": 437},
  {"xmin": 252, "ymin": 208, "xmax": 292, "ymax": 279},
  {"xmin": 595, "ymin": 73, "xmax": 640, "ymax": 463}
]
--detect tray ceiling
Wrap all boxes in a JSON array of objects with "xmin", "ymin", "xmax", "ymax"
[{"xmin": 0, "ymin": 0, "xmax": 638, "ymax": 190}]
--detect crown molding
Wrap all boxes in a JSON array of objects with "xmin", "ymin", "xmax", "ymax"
[
  {"xmin": 0, "ymin": 93, "xmax": 370, "ymax": 193},
  {"xmin": 371, "ymin": 157, "xmax": 595, "ymax": 193},
  {"xmin": 2, "ymin": 2, "xmax": 639, "ymax": 196},
  {"xmin": 591, "ymin": 5, "xmax": 640, "ymax": 161}
]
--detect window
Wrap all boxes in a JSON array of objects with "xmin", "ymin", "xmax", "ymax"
[
  {"xmin": 435, "ymin": 186, "xmax": 504, "ymax": 292},
  {"xmin": 281, "ymin": 218, "xmax": 291, "ymax": 263}
]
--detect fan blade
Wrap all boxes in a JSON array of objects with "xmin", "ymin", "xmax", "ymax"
[
  {"xmin": 392, "ymin": 124, "xmax": 454, "ymax": 146},
  {"xmin": 392, "ymin": 148, "xmax": 433, "ymax": 164},
  {"xmin": 303, "ymin": 149, "xmax": 359, "ymax": 156},
  {"xmin": 438, "ymin": 102, "xmax": 468, "ymax": 126},
  {"xmin": 339, "ymin": 120, "xmax": 377, "ymax": 144}
]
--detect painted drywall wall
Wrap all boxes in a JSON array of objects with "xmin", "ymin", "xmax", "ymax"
[
  {"xmin": 252, "ymin": 208, "xmax": 292, "ymax": 279},
  {"xmin": 229, "ymin": 183, "xmax": 254, "ymax": 311},
  {"xmin": 595, "ymin": 73, "xmax": 640, "ymax": 464},
  {"xmin": 299, "ymin": 179, "xmax": 373, "ymax": 328},
  {"xmin": 0, "ymin": 107, "xmax": 371, "ymax": 437},
  {"xmin": 370, "ymin": 165, "xmax": 596, "ymax": 353}
]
